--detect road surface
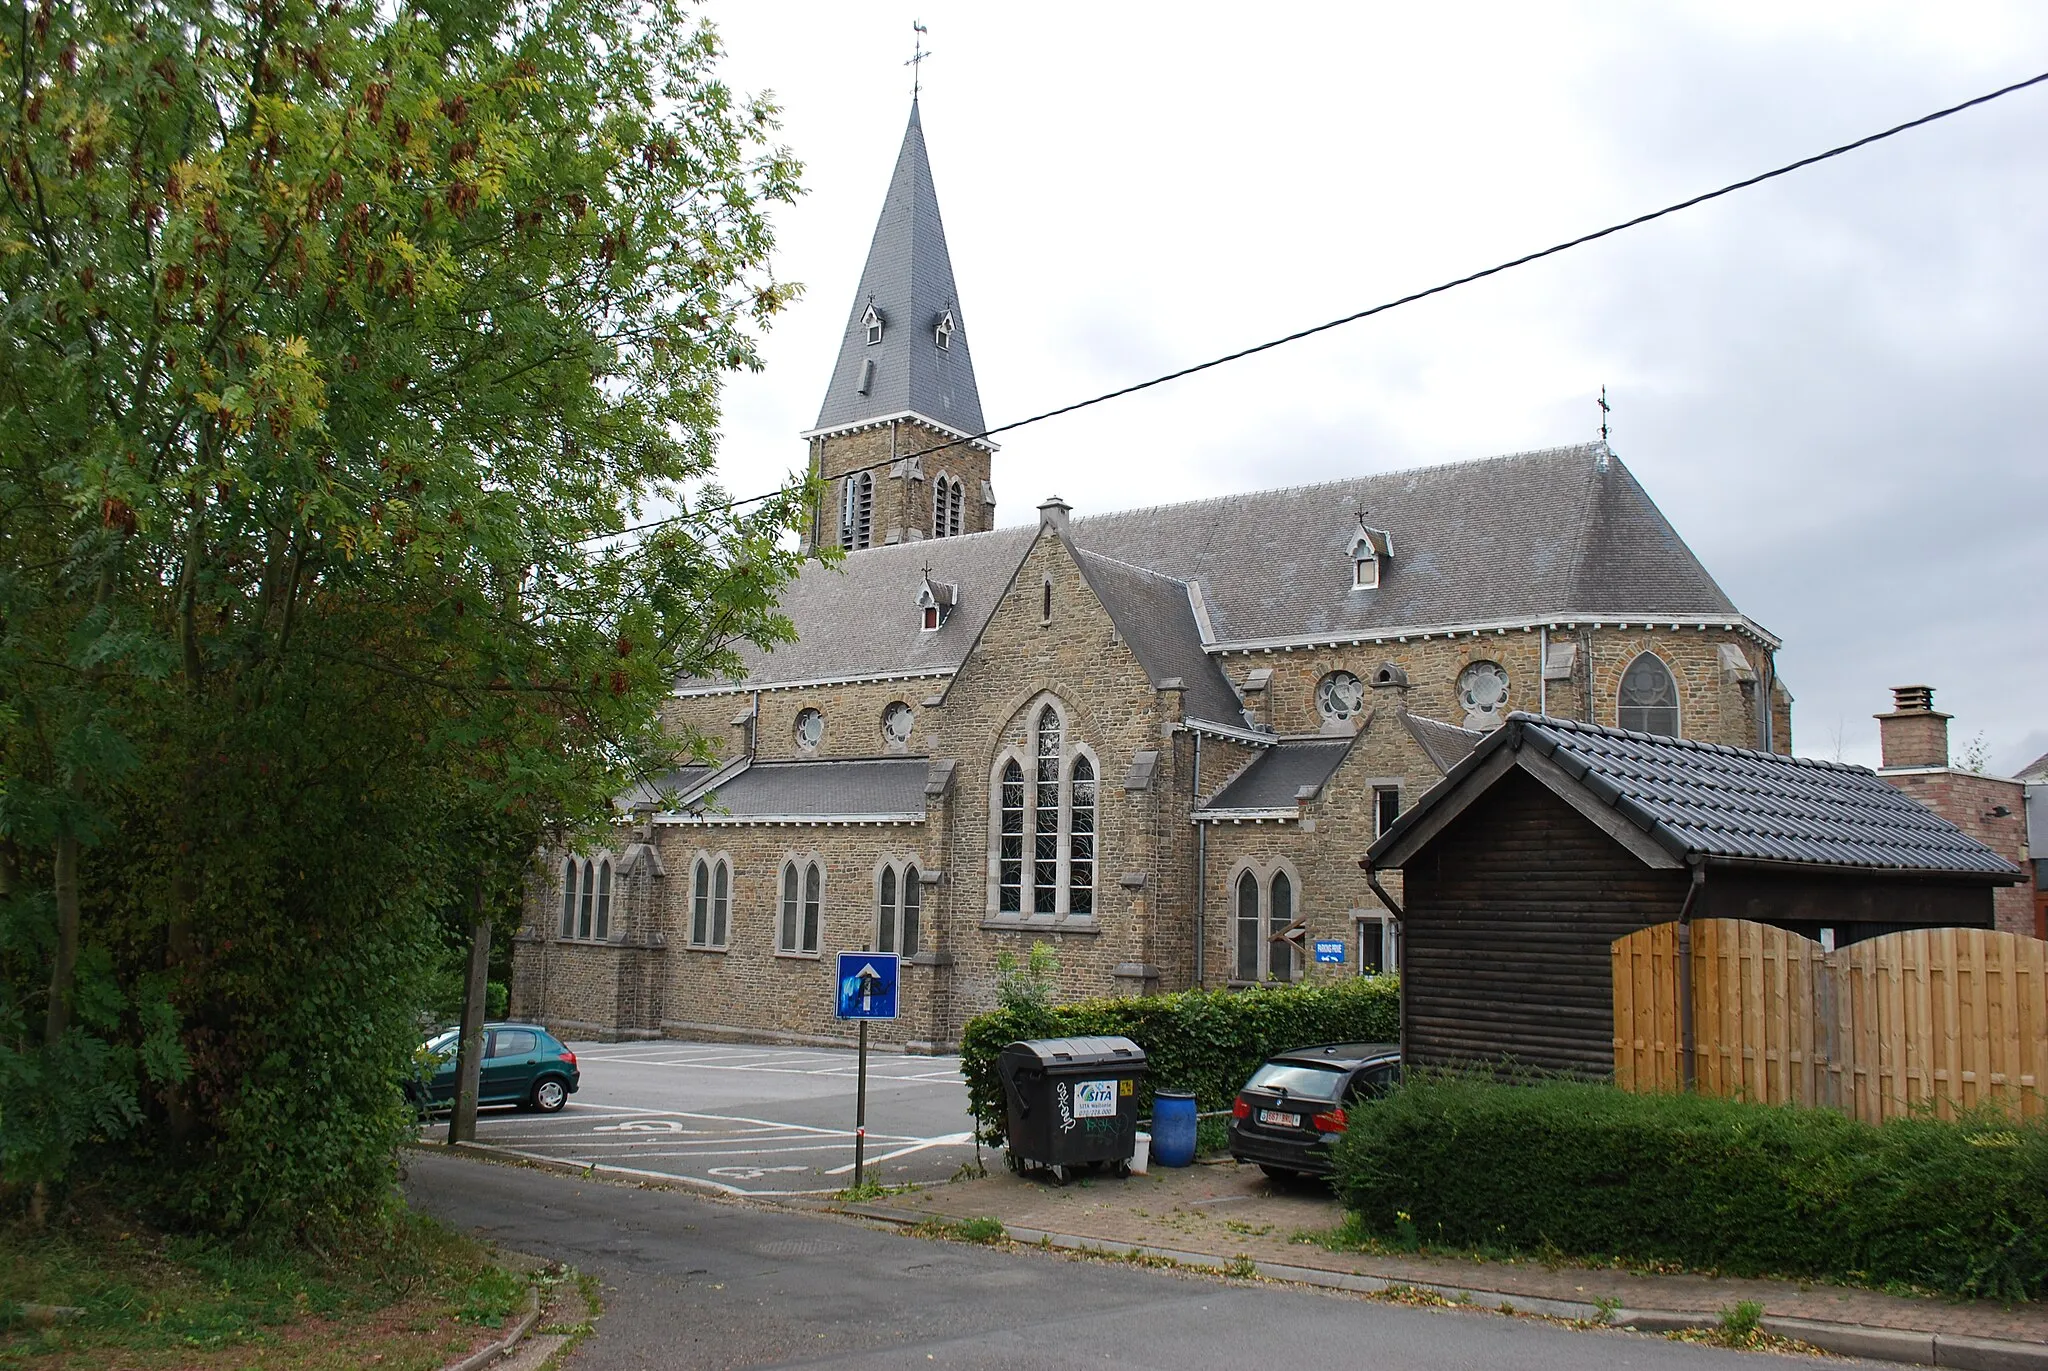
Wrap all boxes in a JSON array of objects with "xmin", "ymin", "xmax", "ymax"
[{"xmin": 403, "ymin": 1150, "xmax": 1865, "ymax": 1371}]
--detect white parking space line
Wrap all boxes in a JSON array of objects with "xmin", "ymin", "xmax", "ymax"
[{"xmin": 822, "ymin": 1131, "xmax": 975, "ymax": 1175}]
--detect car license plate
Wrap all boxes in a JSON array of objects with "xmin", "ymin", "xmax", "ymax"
[{"xmin": 1258, "ymin": 1108, "xmax": 1301, "ymax": 1128}]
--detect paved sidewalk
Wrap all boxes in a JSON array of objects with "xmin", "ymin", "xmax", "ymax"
[{"xmin": 863, "ymin": 1158, "xmax": 2047, "ymax": 1348}]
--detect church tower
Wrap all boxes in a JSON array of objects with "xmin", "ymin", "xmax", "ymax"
[{"xmin": 800, "ymin": 100, "xmax": 996, "ymax": 553}]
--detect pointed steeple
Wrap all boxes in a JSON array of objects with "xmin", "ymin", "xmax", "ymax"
[{"xmin": 808, "ymin": 101, "xmax": 987, "ymax": 440}]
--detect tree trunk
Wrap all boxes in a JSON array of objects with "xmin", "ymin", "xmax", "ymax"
[
  {"xmin": 44, "ymin": 831, "xmax": 81, "ymax": 1046},
  {"xmin": 448, "ymin": 883, "xmax": 492, "ymax": 1145}
]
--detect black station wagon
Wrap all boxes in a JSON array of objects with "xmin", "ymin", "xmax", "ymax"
[{"xmin": 1227, "ymin": 1041, "xmax": 1400, "ymax": 1179}]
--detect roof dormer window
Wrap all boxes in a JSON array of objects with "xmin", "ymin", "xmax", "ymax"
[
  {"xmin": 934, "ymin": 309, "xmax": 955, "ymax": 351},
  {"xmin": 916, "ymin": 574, "xmax": 957, "ymax": 631},
  {"xmin": 863, "ymin": 302, "xmax": 884, "ymax": 346},
  {"xmin": 1346, "ymin": 518, "xmax": 1392, "ymax": 590}
]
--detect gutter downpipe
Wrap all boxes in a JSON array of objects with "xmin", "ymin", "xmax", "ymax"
[
  {"xmin": 1538, "ymin": 625, "xmax": 1548, "ymax": 717},
  {"xmin": 1364, "ymin": 864, "xmax": 1406, "ymax": 1069},
  {"xmin": 1192, "ymin": 731, "xmax": 1205, "ymax": 987},
  {"xmin": 1676, "ymin": 860, "xmax": 1707, "ymax": 1092}
]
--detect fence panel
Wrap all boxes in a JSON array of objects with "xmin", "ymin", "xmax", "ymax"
[{"xmin": 1612, "ymin": 920, "xmax": 2045, "ymax": 1122}]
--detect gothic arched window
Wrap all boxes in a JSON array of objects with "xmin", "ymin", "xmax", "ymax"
[
  {"xmin": 594, "ymin": 858, "xmax": 613, "ymax": 941},
  {"xmin": 877, "ymin": 862, "xmax": 922, "ymax": 957},
  {"xmin": 1033, "ymin": 707, "xmax": 1062, "ymax": 914},
  {"xmin": 559, "ymin": 858, "xmax": 578, "ymax": 939},
  {"xmin": 1068, "ymin": 755, "xmax": 1095, "ymax": 916},
  {"xmin": 690, "ymin": 856, "xmax": 730, "ymax": 948},
  {"xmin": 998, "ymin": 760, "xmax": 1025, "ymax": 913},
  {"xmin": 1619, "ymin": 653, "xmax": 1680, "ymax": 737},
  {"xmin": 578, "ymin": 859, "xmax": 595, "ymax": 939},
  {"xmin": 1232, "ymin": 866, "xmax": 1301, "ymax": 983}
]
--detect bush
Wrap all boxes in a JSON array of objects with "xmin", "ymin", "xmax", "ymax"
[
  {"xmin": 1330, "ymin": 1075, "xmax": 2048, "ymax": 1301},
  {"xmin": 960, "ymin": 975, "xmax": 1399, "ymax": 1148}
]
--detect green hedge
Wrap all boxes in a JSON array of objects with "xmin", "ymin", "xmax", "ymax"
[
  {"xmin": 1331, "ymin": 1075, "xmax": 2048, "ymax": 1301},
  {"xmin": 960, "ymin": 976, "xmax": 1399, "ymax": 1148}
]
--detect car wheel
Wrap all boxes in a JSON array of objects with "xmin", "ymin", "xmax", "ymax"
[
  {"xmin": 1259, "ymin": 1164, "xmax": 1298, "ymax": 1182},
  {"xmin": 532, "ymin": 1077, "xmax": 569, "ymax": 1113}
]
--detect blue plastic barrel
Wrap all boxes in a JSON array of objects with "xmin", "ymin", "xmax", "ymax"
[{"xmin": 1150, "ymin": 1090, "xmax": 1197, "ymax": 1168}]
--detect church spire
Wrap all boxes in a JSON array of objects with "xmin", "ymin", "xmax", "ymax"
[{"xmin": 808, "ymin": 100, "xmax": 987, "ymax": 441}]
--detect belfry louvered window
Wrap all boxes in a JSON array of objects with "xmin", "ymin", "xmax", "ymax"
[
  {"xmin": 841, "ymin": 472, "xmax": 874, "ymax": 549},
  {"xmin": 947, "ymin": 478, "xmax": 964, "ymax": 536},
  {"xmin": 1033, "ymin": 707, "xmax": 1061, "ymax": 914},
  {"xmin": 998, "ymin": 760, "xmax": 1025, "ymax": 913}
]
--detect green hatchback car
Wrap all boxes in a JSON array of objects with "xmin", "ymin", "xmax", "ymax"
[{"xmin": 411, "ymin": 1022, "xmax": 580, "ymax": 1113}]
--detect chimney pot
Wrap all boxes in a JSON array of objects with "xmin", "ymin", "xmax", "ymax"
[{"xmin": 1877, "ymin": 684, "xmax": 1951, "ymax": 770}]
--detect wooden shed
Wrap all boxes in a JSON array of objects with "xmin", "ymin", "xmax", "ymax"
[{"xmin": 1363, "ymin": 714, "xmax": 2022, "ymax": 1076}]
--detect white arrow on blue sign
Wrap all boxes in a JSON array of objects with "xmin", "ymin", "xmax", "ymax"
[{"xmin": 835, "ymin": 951, "xmax": 900, "ymax": 1021}]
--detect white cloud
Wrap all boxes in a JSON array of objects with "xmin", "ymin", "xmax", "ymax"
[{"xmin": 695, "ymin": 0, "xmax": 2048, "ymax": 769}]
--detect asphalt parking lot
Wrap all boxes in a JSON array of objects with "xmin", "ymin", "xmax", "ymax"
[{"xmin": 421, "ymin": 1039, "xmax": 977, "ymax": 1196}]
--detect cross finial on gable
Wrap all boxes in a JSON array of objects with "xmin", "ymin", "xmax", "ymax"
[{"xmin": 1598, "ymin": 385, "xmax": 1611, "ymax": 444}]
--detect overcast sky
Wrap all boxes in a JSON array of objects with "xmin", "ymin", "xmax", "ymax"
[{"xmin": 690, "ymin": 1, "xmax": 2048, "ymax": 775}]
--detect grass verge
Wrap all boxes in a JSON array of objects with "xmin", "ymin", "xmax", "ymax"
[{"xmin": 0, "ymin": 1206, "xmax": 529, "ymax": 1370}]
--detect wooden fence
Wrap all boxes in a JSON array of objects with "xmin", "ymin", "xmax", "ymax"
[{"xmin": 1612, "ymin": 919, "xmax": 2047, "ymax": 1123}]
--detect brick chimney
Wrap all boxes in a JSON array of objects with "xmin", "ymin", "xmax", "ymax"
[{"xmin": 1876, "ymin": 685, "xmax": 1951, "ymax": 770}]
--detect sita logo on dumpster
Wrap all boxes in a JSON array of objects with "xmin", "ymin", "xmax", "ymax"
[{"xmin": 1074, "ymin": 1079, "xmax": 1117, "ymax": 1119}]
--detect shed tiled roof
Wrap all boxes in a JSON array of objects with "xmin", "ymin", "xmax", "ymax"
[
  {"xmin": 1201, "ymin": 737, "xmax": 1355, "ymax": 814},
  {"xmin": 2016, "ymin": 749, "xmax": 2048, "ymax": 784},
  {"xmin": 1372, "ymin": 714, "xmax": 2021, "ymax": 878},
  {"xmin": 618, "ymin": 765, "xmax": 713, "ymax": 810},
  {"xmin": 812, "ymin": 101, "xmax": 985, "ymax": 438},
  {"xmin": 681, "ymin": 758, "xmax": 929, "ymax": 821}
]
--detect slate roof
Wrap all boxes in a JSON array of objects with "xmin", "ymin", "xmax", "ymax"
[
  {"xmin": 1072, "ymin": 548, "xmax": 1242, "ymax": 725},
  {"xmin": 1371, "ymin": 714, "xmax": 2021, "ymax": 878},
  {"xmin": 619, "ymin": 765, "xmax": 713, "ymax": 810},
  {"xmin": 1400, "ymin": 713, "xmax": 1486, "ymax": 775},
  {"xmin": 681, "ymin": 758, "xmax": 929, "ymax": 820},
  {"xmin": 1201, "ymin": 737, "xmax": 1355, "ymax": 814},
  {"xmin": 1068, "ymin": 445, "xmax": 1747, "ymax": 645},
  {"xmin": 683, "ymin": 525, "xmax": 1037, "ymax": 691},
  {"xmin": 811, "ymin": 100, "xmax": 986, "ymax": 439}
]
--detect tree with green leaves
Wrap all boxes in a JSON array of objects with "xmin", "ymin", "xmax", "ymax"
[{"xmin": 1, "ymin": 0, "xmax": 811, "ymax": 1233}]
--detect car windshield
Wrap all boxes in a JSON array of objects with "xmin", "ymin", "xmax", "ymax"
[
  {"xmin": 424, "ymin": 1030, "xmax": 458, "ymax": 1055},
  {"xmin": 1245, "ymin": 1062, "xmax": 1346, "ymax": 1100}
]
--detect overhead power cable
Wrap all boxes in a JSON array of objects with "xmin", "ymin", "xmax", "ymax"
[{"xmin": 591, "ymin": 65, "xmax": 2048, "ymax": 547}]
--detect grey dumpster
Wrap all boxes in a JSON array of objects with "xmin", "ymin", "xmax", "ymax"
[{"xmin": 997, "ymin": 1036, "xmax": 1147, "ymax": 1182}]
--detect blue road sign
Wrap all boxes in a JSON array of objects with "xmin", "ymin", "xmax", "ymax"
[
  {"xmin": 835, "ymin": 951, "xmax": 901, "ymax": 1021},
  {"xmin": 1313, "ymin": 939, "xmax": 1346, "ymax": 965}
]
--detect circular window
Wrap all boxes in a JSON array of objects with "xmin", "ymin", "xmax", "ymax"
[
  {"xmin": 881, "ymin": 701, "xmax": 914, "ymax": 745},
  {"xmin": 1457, "ymin": 661, "xmax": 1511, "ymax": 729},
  {"xmin": 793, "ymin": 708, "xmax": 824, "ymax": 750},
  {"xmin": 1315, "ymin": 671, "xmax": 1366, "ymax": 723}
]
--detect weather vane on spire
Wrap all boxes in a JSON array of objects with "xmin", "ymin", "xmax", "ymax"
[
  {"xmin": 906, "ymin": 20, "xmax": 930, "ymax": 100},
  {"xmin": 1598, "ymin": 385, "xmax": 1611, "ymax": 445}
]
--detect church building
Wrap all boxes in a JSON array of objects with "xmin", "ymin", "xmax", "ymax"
[{"xmin": 510, "ymin": 101, "xmax": 1794, "ymax": 1049}]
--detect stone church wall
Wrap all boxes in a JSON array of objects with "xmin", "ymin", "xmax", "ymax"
[{"xmin": 933, "ymin": 527, "xmax": 1181, "ymax": 1020}]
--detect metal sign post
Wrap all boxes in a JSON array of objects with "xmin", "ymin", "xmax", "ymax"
[{"xmin": 834, "ymin": 950, "xmax": 899, "ymax": 1188}]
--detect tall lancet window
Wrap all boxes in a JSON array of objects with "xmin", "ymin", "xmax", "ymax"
[
  {"xmin": 947, "ymin": 478, "xmax": 964, "ymax": 537},
  {"xmin": 1068, "ymin": 756, "xmax": 1095, "ymax": 915},
  {"xmin": 998, "ymin": 760, "xmax": 1025, "ymax": 913},
  {"xmin": 1033, "ymin": 707, "xmax": 1061, "ymax": 914}
]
